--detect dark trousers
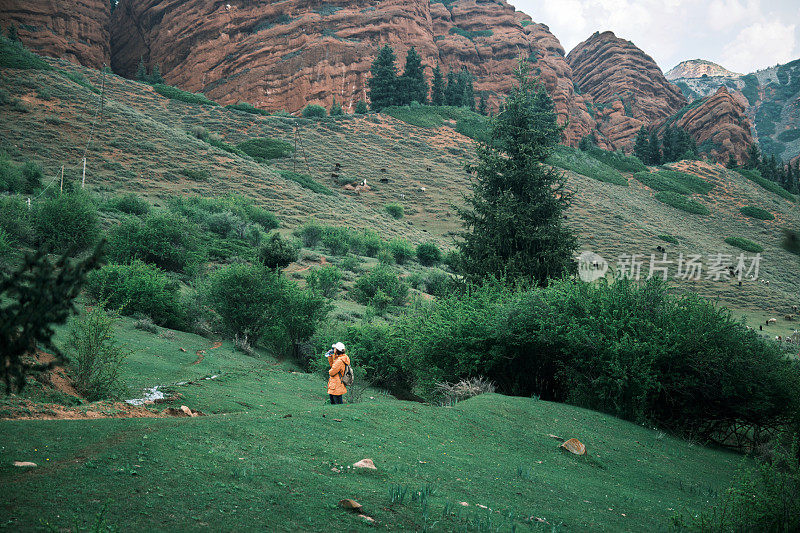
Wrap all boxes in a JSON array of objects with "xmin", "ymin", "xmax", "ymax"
[{"xmin": 329, "ymin": 394, "xmax": 343, "ymax": 405}]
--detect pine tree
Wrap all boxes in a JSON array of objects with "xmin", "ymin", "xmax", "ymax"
[
  {"xmin": 367, "ymin": 45, "xmax": 398, "ymax": 112},
  {"xmin": 478, "ymin": 94, "xmax": 487, "ymax": 115},
  {"xmin": 648, "ymin": 131, "xmax": 662, "ymax": 165},
  {"xmin": 7, "ymin": 24, "xmax": 20, "ymax": 42},
  {"xmin": 456, "ymin": 58, "xmax": 576, "ymax": 285},
  {"xmin": 329, "ymin": 97, "xmax": 344, "ymax": 116},
  {"xmin": 744, "ymin": 143, "xmax": 761, "ymax": 170},
  {"xmin": 726, "ymin": 153, "xmax": 738, "ymax": 169},
  {"xmin": 136, "ymin": 56, "xmax": 148, "ymax": 82},
  {"xmin": 148, "ymin": 64, "xmax": 164, "ymax": 84},
  {"xmin": 431, "ymin": 65, "xmax": 445, "ymax": 106},
  {"xmin": 455, "ymin": 71, "xmax": 468, "ymax": 107},
  {"xmin": 354, "ymin": 100, "xmax": 368, "ymax": 114},
  {"xmin": 398, "ymin": 47, "xmax": 428, "ymax": 105},
  {"xmin": 1, "ymin": 244, "xmax": 103, "ymax": 393},
  {"xmin": 462, "ymin": 70, "xmax": 475, "ymax": 110},
  {"xmin": 633, "ymin": 127, "xmax": 650, "ymax": 164},
  {"xmin": 445, "ymin": 71, "xmax": 459, "ymax": 106},
  {"xmin": 662, "ymin": 127, "xmax": 676, "ymax": 162}
]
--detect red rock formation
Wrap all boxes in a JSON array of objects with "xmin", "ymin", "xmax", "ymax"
[
  {"xmin": 567, "ymin": 31, "xmax": 687, "ymax": 150},
  {"xmin": 665, "ymin": 59, "xmax": 741, "ymax": 81},
  {"xmin": 661, "ymin": 86, "xmax": 753, "ymax": 164},
  {"xmin": 0, "ymin": 0, "xmax": 110, "ymax": 68},
  {"xmin": 110, "ymin": 0, "xmax": 596, "ymax": 144}
]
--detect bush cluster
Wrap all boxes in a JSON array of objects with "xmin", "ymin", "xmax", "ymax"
[
  {"xmin": 201, "ymin": 263, "xmax": 330, "ymax": 361},
  {"xmin": 305, "ymin": 265, "xmax": 342, "ymax": 298},
  {"xmin": 236, "ymin": 138, "xmax": 294, "ymax": 161},
  {"xmin": 108, "ymin": 213, "xmax": 205, "ymax": 274},
  {"xmin": 654, "ymin": 191, "xmax": 710, "ymax": 215},
  {"xmin": 34, "ymin": 193, "xmax": 101, "ymax": 254},
  {"xmin": 85, "ymin": 261, "xmax": 185, "ymax": 329},
  {"xmin": 257, "ymin": 232, "xmax": 298, "ymax": 269},
  {"xmin": 416, "ymin": 242, "xmax": 441, "ymax": 266},
  {"xmin": 294, "ymin": 222, "xmax": 386, "ymax": 258},
  {"xmin": 724, "ymin": 236, "xmax": 764, "ymax": 253},
  {"xmin": 370, "ymin": 278, "xmax": 800, "ymax": 448},
  {"xmin": 351, "ymin": 265, "xmax": 408, "ymax": 311}
]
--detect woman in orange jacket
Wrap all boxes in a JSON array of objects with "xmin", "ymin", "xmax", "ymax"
[{"xmin": 326, "ymin": 342, "xmax": 350, "ymax": 405}]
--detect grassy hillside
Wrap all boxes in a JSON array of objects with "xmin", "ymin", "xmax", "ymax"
[
  {"xmin": 1, "ymin": 57, "xmax": 798, "ymax": 321},
  {"xmin": 0, "ymin": 314, "xmax": 743, "ymax": 532}
]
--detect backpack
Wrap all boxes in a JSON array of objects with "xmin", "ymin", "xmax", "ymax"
[{"xmin": 341, "ymin": 363, "xmax": 354, "ymax": 387}]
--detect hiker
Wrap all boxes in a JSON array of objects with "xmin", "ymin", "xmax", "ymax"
[{"xmin": 326, "ymin": 342, "xmax": 351, "ymax": 405}]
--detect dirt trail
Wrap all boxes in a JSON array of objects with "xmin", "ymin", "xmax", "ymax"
[
  {"xmin": 289, "ymin": 255, "xmax": 327, "ymax": 274},
  {"xmin": 192, "ymin": 341, "xmax": 223, "ymax": 365}
]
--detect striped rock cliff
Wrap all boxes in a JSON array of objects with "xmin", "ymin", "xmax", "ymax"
[
  {"xmin": 0, "ymin": 0, "xmax": 111, "ymax": 68},
  {"xmin": 567, "ymin": 31, "xmax": 687, "ymax": 150}
]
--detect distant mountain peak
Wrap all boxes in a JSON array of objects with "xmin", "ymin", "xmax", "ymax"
[{"xmin": 666, "ymin": 60, "xmax": 741, "ymax": 80}]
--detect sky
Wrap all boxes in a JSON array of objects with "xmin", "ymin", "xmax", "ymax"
[{"xmin": 509, "ymin": 0, "xmax": 800, "ymax": 74}]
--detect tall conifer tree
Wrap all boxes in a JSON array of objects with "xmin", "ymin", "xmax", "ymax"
[
  {"xmin": 367, "ymin": 45, "xmax": 398, "ymax": 112},
  {"xmin": 431, "ymin": 65, "xmax": 445, "ymax": 106},
  {"xmin": 456, "ymin": 59, "xmax": 576, "ymax": 285}
]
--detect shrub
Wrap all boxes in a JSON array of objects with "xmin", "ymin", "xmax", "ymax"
[
  {"xmin": 236, "ymin": 138, "xmax": 294, "ymax": 161},
  {"xmin": 321, "ymin": 226, "xmax": 351, "ymax": 256},
  {"xmin": 0, "ymin": 195, "xmax": 34, "ymax": 245},
  {"xmin": 654, "ymin": 191, "xmax": 710, "ymax": 215},
  {"xmin": 329, "ymin": 99, "xmax": 344, "ymax": 116},
  {"xmin": 152, "ymin": 84, "xmax": 219, "ymax": 106},
  {"xmin": 201, "ymin": 263, "xmax": 330, "ymax": 359},
  {"xmin": 393, "ymin": 278, "xmax": 800, "ymax": 447},
  {"xmin": 21, "ymin": 162, "xmax": 43, "ymax": 191},
  {"xmin": 225, "ymin": 102, "xmax": 269, "ymax": 116},
  {"xmin": 133, "ymin": 316, "xmax": 158, "ymax": 334},
  {"xmin": 736, "ymin": 168, "xmax": 797, "ymax": 201},
  {"xmin": 0, "ymin": 35, "xmax": 53, "ymax": 70},
  {"xmin": 634, "ymin": 170, "xmax": 714, "ymax": 194},
  {"xmin": 694, "ymin": 436, "xmax": 800, "ymax": 532},
  {"xmin": 385, "ymin": 203, "xmax": 404, "ymax": 219},
  {"xmin": 377, "ymin": 248, "xmax": 394, "ymax": 265},
  {"xmin": 434, "ymin": 376, "xmax": 495, "ymax": 405},
  {"xmin": 724, "ymin": 236, "xmax": 763, "ymax": 253},
  {"xmin": 0, "ymin": 229, "xmax": 13, "ymax": 266},
  {"xmin": 257, "ymin": 232, "xmax": 299, "ymax": 269},
  {"xmin": 108, "ymin": 213, "xmax": 205, "ymax": 274},
  {"xmin": 547, "ymin": 145, "xmax": 627, "ymax": 186},
  {"xmin": 85, "ymin": 261, "xmax": 185, "ymax": 329},
  {"xmin": 587, "ymin": 147, "xmax": 647, "ymax": 173},
  {"xmin": 416, "ymin": 242, "xmax": 441, "ymax": 266},
  {"xmin": 34, "ymin": 193, "xmax": 101, "ymax": 254},
  {"xmin": 388, "ymin": 238, "xmax": 414, "ymax": 264},
  {"xmin": 295, "ymin": 220, "xmax": 324, "ymax": 247},
  {"xmin": 454, "ymin": 115, "xmax": 490, "ymax": 142},
  {"xmin": 358, "ymin": 229, "xmax": 385, "ymax": 257},
  {"xmin": 352, "ymin": 265, "xmax": 408, "ymax": 309},
  {"xmin": 105, "ymin": 194, "xmax": 151, "ymax": 216},
  {"xmin": 179, "ymin": 168, "xmax": 210, "ymax": 182},
  {"xmin": 301, "ymin": 104, "xmax": 327, "ymax": 118},
  {"xmin": 739, "ymin": 206, "xmax": 774, "ymax": 220},
  {"xmin": 65, "ymin": 306, "xmax": 128, "ymax": 401},
  {"xmin": 0, "ymin": 157, "xmax": 23, "ymax": 193},
  {"xmin": 658, "ymin": 235, "xmax": 679, "ymax": 244},
  {"xmin": 337, "ymin": 254, "xmax": 362, "ymax": 272},
  {"xmin": 170, "ymin": 195, "xmax": 278, "ymax": 232},
  {"xmin": 354, "ymin": 101, "xmax": 368, "ymax": 114},
  {"xmin": 306, "ymin": 265, "xmax": 342, "ymax": 298},
  {"xmin": 278, "ymin": 170, "xmax": 334, "ymax": 195},
  {"xmin": 424, "ymin": 269, "xmax": 452, "ymax": 297}
]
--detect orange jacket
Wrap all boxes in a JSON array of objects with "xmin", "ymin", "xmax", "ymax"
[{"xmin": 328, "ymin": 353, "xmax": 351, "ymax": 395}]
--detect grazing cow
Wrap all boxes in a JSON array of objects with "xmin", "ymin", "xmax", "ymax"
[
  {"xmin": 786, "ymin": 314, "xmax": 795, "ymax": 321},
  {"xmin": 767, "ymin": 318, "xmax": 777, "ymax": 325},
  {"xmin": 420, "ymin": 187, "xmax": 426, "ymax": 192},
  {"xmin": 793, "ymin": 305, "xmax": 798, "ymax": 313}
]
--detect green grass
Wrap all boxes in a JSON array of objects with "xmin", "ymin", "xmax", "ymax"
[
  {"xmin": 654, "ymin": 191, "xmax": 710, "ymax": 215},
  {"xmin": 586, "ymin": 147, "xmax": 648, "ymax": 172},
  {"xmin": 634, "ymin": 170, "xmax": 714, "ymax": 195},
  {"xmin": 0, "ymin": 36, "xmax": 53, "ymax": 71},
  {"xmin": 278, "ymin": 169, "xmax": 334, "ymax": 195},
  {"xmin": 0, "ymin": 315, "xmax": 744, "ymax": 532},
  {"xmin": 152, "ymin": 84, "xmax": 219, "ymax": 106},
  {"xmin": 547, "ymin": 145, "xmax": 628, "ymax": 186},
  {"xmin": 381, "ymin": 105, "xmax": 489, "ymax": 141},
  {"xmin": 735, "ymin": 169, "xmax": 797, "ymax": 201},
  {"xmin": 724, "ymin": 236, "xmax": 764, "ymax": 253},
  {"xmin": 236, "ymin": 138, "xmax": 294, "ymax": 161},
  {"xmin": 739, "ymin": 206, "xmax": 774, "ymax": 220},
  {"xmin": 658, "ymin": 234, "xmax": 679, "ymax": 244}
]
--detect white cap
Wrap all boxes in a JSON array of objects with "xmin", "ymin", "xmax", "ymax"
[{"xmin": 332, "ymin": 342, "xmax": 346, "ymax": 352}]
